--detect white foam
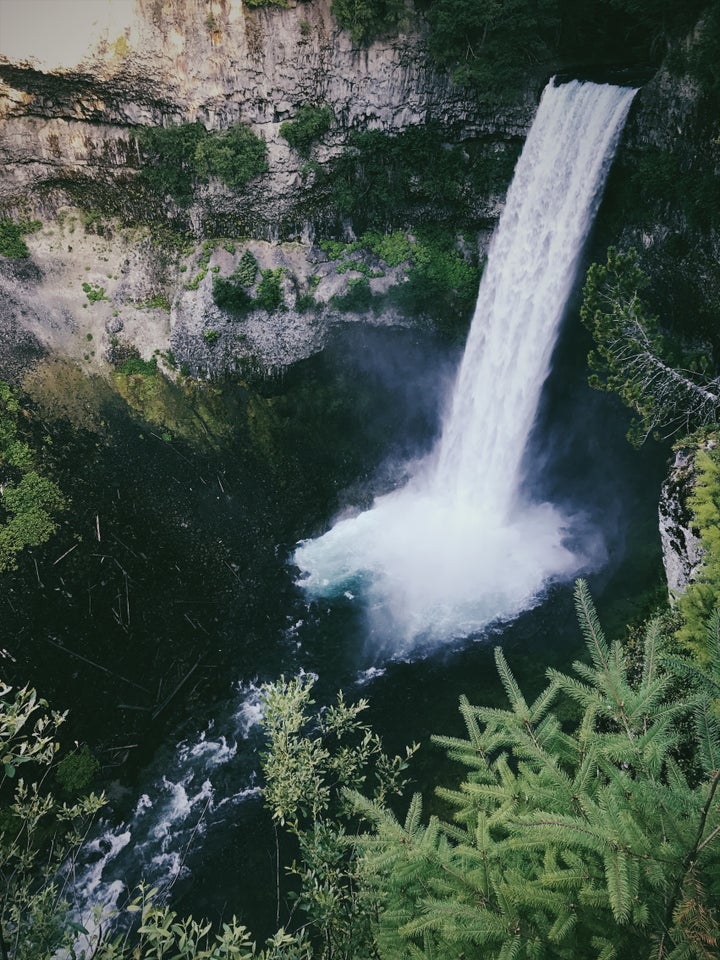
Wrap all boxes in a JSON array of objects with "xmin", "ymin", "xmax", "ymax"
[{"xmin": 295, "ymin": 80, "xmax": 637, "ymax": 646}]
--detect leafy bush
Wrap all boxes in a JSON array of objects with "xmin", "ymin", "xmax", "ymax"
[
  {"xmin": 82, "ymin": 282, "xmax": 109, "ymax": 303},
  {"xmin": 361, "ymin": 229, "xmax": 411, "ymax": 266},
  {"xmin": 386, "ymin": 230, "xmax": 480, "ymax": 335},
  {"xmin": 0, "ymin": 381, "xmax": 65, "ymax": 571},
  {"xmin": 0, "ymin": 217, "xmax": 40, "ymax": 258},
  {"xmin": 295, "ymin": 292, "xmax": 317, "ymax": 312},
  {"xmin": 141, "ymin": 293, "xmax": 172, "ymax": 310},
  {"xmin": 212, "ymin": 277, "xmax": 255, "ymax": 315},
  {"xmin": 203, "ymin": 329, "xmax": 221, "ymax": 345},
  {"xmin": 331, "ymin": 276, "xmax": 375, "ymax": 312},
  {"xmin": 0, "ymin": 472, "xmax": 66, "ymax": 571},
  {"xmin": 56, "ymin": 745, "xmax": 100, "ymax": 796},
  {"xmin": 256, "ymin": 268, "xmax": 285, "ymax": 311},
  {"xmin": 331, "ymin": 0, "xmax": 405, "ymax": 43},
  {"xmin": 136, "ymin": 122, "xmax": 207, "ymax": 202},
  {"xmin": 194, "ymin": 123, "xmax": 268, "ymax": 188},
  {"xmin": 119, "ymin": 356, "xmax": 157, "ymax": 376},
  {"xmin": 326, "ymin": 125, "xmax": 492, "ymax": 232},
  {"xmin": 280, "ymin": 105, "xmax": 334, "ymax": 156},
  {"xmin": 137, "ymin": 121, "xmax": 267, "ymax": 201}
]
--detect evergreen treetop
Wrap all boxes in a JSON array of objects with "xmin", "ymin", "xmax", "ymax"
[{"xmin": 351, "ymin": 580, "xmax": 720, "ymax": 959}]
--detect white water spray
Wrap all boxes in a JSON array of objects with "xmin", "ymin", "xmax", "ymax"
[{"xmin": 294, "ymin": 79, "xmax": 637, "ymax": 646}]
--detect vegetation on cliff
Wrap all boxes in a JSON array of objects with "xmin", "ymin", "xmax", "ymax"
[
  {"xmin": 137, "ymin": 122, "xmax": 268, "ymax": 203},
  {"xmin": 0, "ymin": 382, "xmax": 65, "ymax": 572}
]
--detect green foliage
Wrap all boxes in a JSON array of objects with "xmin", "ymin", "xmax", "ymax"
[
  {"xmin": 202, "ymin": 329, "xmax": 221, "ymax": 345},
  {"xmin": 330, "ymin": 0, "xmax": 405, "ymax": 43},
  {"xmin": 194, "ymin": 123, "xmax": 268, "ymax": 189},
  {"xmin": 260, "ymin": 675, "xmax": 417, "ymax": 958},
  {"xmin": 280, "ymin": 105, "xmax": 334, "ymax": 157},
  {"xmin": 82, "ymin": 281, "xmax": 109, "ymax": 303},
  {"xmin": 212, "ymin": 277, "xmax": 255, "ymax": 315},
  {"xmin": 0, "ymin": 680, "xmax": 106, "ymax": 959},
  {"xmin": 331, "ymin": 276, "xmax": 375, "ymax": 313},
  {"xmin": 119, "ymin": 356, "xmax": 158, "ymax": 376},
  {"xmin": 581, "ymin": 247, "xmax": 720, "ymax": 445},
  {"xmin": 362, "ymin": 229, "xmax": 411, "ymax": 267},
  {"xmin": 256, "ymin": 268, "xmax": 285, "ymax": 311},
  {"xmin": 351, "ymin": 580, "xmax": 720, "ymax": 960},
  {"xmin": 676, "ymin": 441, "xmax": 720, "ymax": 658},
  {"xmin": 386, "ymin": 230, "xmax": 480, "ymax": 336},
  {"xmin": 141, "ymin": 293, "xmax": 171, "ymax": 310},
  {"xmin": 324, "ymin": 125, "xmax": 516, "ymax": 234},
  {"xmin": 426, "ymin": 0, "xmax": 560, "ymax": 101},
  {"xmin": 0, "ymin": 217, "xmax": 40, "ymax": 258},
  {"xmin": 0, "ymin": 473, "xmax": 66, "ymax": 572},
  {"xmin": 55, "ymin": 745, "xmax": 100, "ymax": 796},
  {"xmin": 186, "ymin": 241, "xmax": 214, "ymax": 290},
  {"xmin": 616, "ymin": 145, "xmax": 720, "ymax": 233},
  {"xmin": 136, "ymin": 122, "xmax": 207, "ymax": 203},
  {"xmin": 138, "ymin": 121, "xmax": 267, "ymax": 202},
  {"xmin": 295, "ymin": 292, "xmax": 317, "ymax": 313},
  {"xmin": 0, "ymin": 681, "xmax": 311, "ymax": 960},
  {"xmin": 233, "ymin": 249, "xmax": 259, "ymax": 286},
  {"xmin": 0, "ymin": 382, "xmax": 65, "ymax": 572}
]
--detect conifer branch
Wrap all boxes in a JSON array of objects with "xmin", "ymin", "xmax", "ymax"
[{"xmin": 659, "ymin": 770, "xmax": 720, "ymax": 956}]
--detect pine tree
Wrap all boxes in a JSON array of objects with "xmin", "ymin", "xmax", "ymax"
[{"xmin": 351, "ymin": 580, "xmax": 720, "ymax": 959}]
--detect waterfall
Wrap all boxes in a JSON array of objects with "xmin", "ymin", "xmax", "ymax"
[{"xmin": 294, "ymin": 79, "xmax": 637, "ymax": 648}]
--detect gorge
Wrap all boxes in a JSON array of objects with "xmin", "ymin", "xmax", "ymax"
[{"xmin": 1, "ymin": 1, "xmax": 720, "ymax": 956}]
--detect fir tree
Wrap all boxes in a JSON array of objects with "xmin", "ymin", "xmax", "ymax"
[{"xmin": 351, "ymin": 580, "xmax": 720, "ymax": 959}]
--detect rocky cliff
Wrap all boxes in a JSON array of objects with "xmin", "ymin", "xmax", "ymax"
[
  {"xmin": 0, "ymin": 0, "xmax": 533, "ymax": 235},
  {"xmin": 0, "ymin": 0, "xmax": 536, "ymax": 379}
]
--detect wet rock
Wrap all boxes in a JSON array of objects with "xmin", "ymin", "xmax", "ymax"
[{"xmin": 658, "ymin": 448, "xmax": 704, "ymax": 600}]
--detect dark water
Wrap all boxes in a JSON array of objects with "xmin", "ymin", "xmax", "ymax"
[{"xmin": 2, "ymin": 317, "xmax": 668, "ymax": 937}]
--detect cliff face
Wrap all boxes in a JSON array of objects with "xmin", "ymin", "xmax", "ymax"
[
  {"xmin": 658, "ymin": 449, "xmax": 704, "ymax": 599},
  {"xmin": 0, "ymin": 0, "xmax": 534, "ymax": 381},
  {"xmin": 0, "ymin": 0, "xmax": 533, "ymax": 236}
]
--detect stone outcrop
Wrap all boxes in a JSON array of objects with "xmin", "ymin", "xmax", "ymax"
[
  {"xmin": 658, "ymin": 448, "xmax": 704, "ymax": 600},
  {"xmin": 0, "ymin": 0, "xmax": 534, "ymax": 236}
]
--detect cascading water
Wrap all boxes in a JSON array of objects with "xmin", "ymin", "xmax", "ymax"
[{"xmin": 294, "ymin": 79, "xmax": 638, "ymax": 647}]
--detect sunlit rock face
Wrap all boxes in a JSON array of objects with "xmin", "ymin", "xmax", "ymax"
[
  {"xmin": 659, "ymin": 449, "xmax": 704, "ymax": 600},
  {"xmin": 0, "ymin": 0, "xmax": 534, "ymax": 235}
]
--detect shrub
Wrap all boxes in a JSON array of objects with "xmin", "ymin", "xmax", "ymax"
[
  {"xmin": 119, "ymin": 356, "xmax": 157, "ymax": 376},
  {"xmin": 194, "ymin": 123, "xmax": 268, "ymax": 188},
  {"xmin": 81, "ymin": 282, "xmax": 109, "ymax": 304},
  {"xmin": 0, "ymin": 472, "xmax": 66, "ymax": 572},
  {"xmin": 331, "ymin": 0, "xmax": 405, "ymax": 43},
  {"xmin": 56, "ymin": 745, "xmax": 100, "ymax": 796},
  {"xmin": 256, "ymin": 268, "xmax": 285, "ymax": 311},
  {"xmin": 331, "ymin": 276, "xmax": 375, "ymax": 312},
  {"xmin": 136, "ymin": 122, "xmax": 207, "ymax": 202},
  {"xmin": 362, "ymin": 229, "xmax": 411, "ymax": 267},
  {"xmin": 385, "ymin": 228, "xmax": 480, "ymax": 336},
  {"xmin": 141, "ymin": 293, "xmax": 171, "ymax": 310},
  {"xmin": 203, "ymin": 329, "xmax": 221, "ymax": 345},
  {"xmin": 0, "ymin": 217, "xmax": 40, "ymax": 258},
  {"xmin": 295, "ymin": 292, "xmax": 317, "ymax": 312},
  {"xmin": 325, "ymin": 124, "xmax": 482, "ymax": 231},
  {"xmin": 212, "ymin": 277, "xmax": 255, "ymax": 315},
  {"xmin": 280, "ymin": 105, "xmax": 334, "ymax": 156}
]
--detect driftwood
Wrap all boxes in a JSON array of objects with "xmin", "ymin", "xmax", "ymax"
[
  {"xmin": 152, "ymin": 659, "xmax": 201, "ymax": 720},
  {"xmin": 44, "ymin": 637, "xmax": 149, "ymax": 693}
]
